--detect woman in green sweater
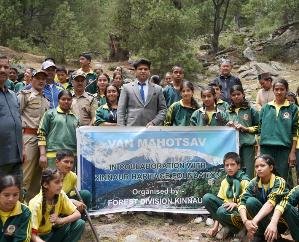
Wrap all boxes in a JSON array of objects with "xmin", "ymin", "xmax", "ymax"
[
  {"xmin": 164, "ymin": 81, "xmax": 199, "ymax": 126},
  {"xmin": 38, "ymin": 90, "xmax": 79, "ymax": 168}
]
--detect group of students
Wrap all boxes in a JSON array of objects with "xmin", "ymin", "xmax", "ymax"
[
  {"xmin": 0, "ymin": 150, "xmax": 88, "ymax": 242},
  {"xmin": 203, "ymin": 152, "xmax": 299, "ymax": 242},
  {"xmin": 2, "ymin": 54, "xmax": 299, "ymax": 241},
  {"xmin": 165, "ymin": 77, "xmax": 298, "ymax": 182}
]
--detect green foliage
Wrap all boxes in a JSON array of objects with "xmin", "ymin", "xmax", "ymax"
[
  {"xmin": 7, "ymin": 37, "xmax": 31, "ymax": 52},
  {"xmin": 45, "ymin": 1, "xmax": 88, "ymax": 63}
]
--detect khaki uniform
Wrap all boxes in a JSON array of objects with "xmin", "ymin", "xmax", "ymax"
[
  {"xmin": 18, "ymin": 88, "xmax": 49, "ymax": 202},
  {"xmin": 71, "ymin": 92, "xmax": 97, "ymax": 126}
]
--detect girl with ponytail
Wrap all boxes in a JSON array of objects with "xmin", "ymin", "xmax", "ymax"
[{"xmin": 29, "ymin": 168, "xmax": 85, "ymax": 242}]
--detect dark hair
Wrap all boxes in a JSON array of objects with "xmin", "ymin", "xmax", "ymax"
[
  {"xmin": 273, "ymin": 79, "xmax": 289, "ymax": 91},
  {"xmin": 40, "ymin": 168, "xmax": 61, "ymax": 226},
  {"xmin": 10, "ymin": 67, "xmax": 18, "ymax": 74},
  {"xmin": 229, "ymin": 85, "xmax": 250, "ymax": 110},
  {"xmin": 223, "ymin": 152, "xmax": 240, "ymax": 165},
  {"xmin": 79, "ymin": 52, "xmax": 92, "ymax": 61},
  {"xmin": 105, "ymin": 84, "xmax": 120, "ymax": 108},
  {"xmin": 133, "ymin": 58, "xmax": 151, "ymax": 69},
  {"xmin": 172, "ymin": 65, "xmax": 184, "ymax": 73},
  {"xmin": 208, "ymin": 82, "xmax": 222, "ymax": 90},
  {"xmin": 286, "ymin": 91, "xmax": 298, "ymax": 105},
  {"xmin": 254, "ymin": 154, "xmax": 278, "ymax": 176},
  {"xmin": 201, "ymin": 86, "xmax": 217, "ymax": 106},
  {"xmin": 56, "ymin": 149, "xmax": 75, "ymax": 161},
  {"xmin": 114, "ymin": 66, "xmax": 123, "ymax": 73},
  {"xmin": 56, "ymin": 66, "xmax": 67, "ymax": 74},
  {"xmin": 150, "ymin": 75, "xmax": 160, "ymax": 85},
  {"xmin": 97, "ymin": 73, "xmax": 110, "ymax": 83},
  {"xmin": 112, "ymin": 72, "xmax": 123, "ymax": 81},
  {"xmin": 58, "ymin": 90, "xmax": 72, "ymax": 100},
  {"xmin": 180, "ymin": 81, "xmax": 200, "ymax": 109},
  {"xmin": 0, "ymin": 175, "xmax": 21, "ymax": 193}
]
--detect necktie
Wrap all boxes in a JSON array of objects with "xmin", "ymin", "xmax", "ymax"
[{"xmin": 138, "ymin": 82, "xmax": 146, "ymax": 104}]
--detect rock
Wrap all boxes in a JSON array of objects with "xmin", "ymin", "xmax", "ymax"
[
  {"xmin": 237, "ymin": 64, "xmax": 250, "ymax": 73},
  {"xmin": 270, "ymin": 61, "xmax": 285, "ymax": 71},
  {"xmin": 208, "ymin": 64, "xmax": 219, "ymax": 74},
  {"xmin": 243, "ymin": 47, "xmax": 256, "ymax": 61},
  {"xmin": 205, "ymin": 218, "xmax": 214, "ymax": 226},
  {"xmin": 193, "ymin": 217, "xmax": 203, "ymax": 224},
  {"xmin": 239, "ymin": 69, "xmax": 257, "ymax": 79},
  {"xmin": 96, "ymin": 223, "xmax": 127, "ymax": 241},
  {"xmin": 253, "ymin": 62, "xmax": 279, "ymax": 76},
  {"xmin": 124, "ymin": 234, "xmax": 138, "ymax": 242},
  {"xmin": 165, "ymin": 218, "xmax": 174, "ymax": 225},
  {"xmin": 140, "ymin": 231, "xmax": 176, "ymax": 242}
]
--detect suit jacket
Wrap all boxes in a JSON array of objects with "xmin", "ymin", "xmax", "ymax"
[{"xmin": 117, "ymin": 80, "xmax": 167, "ymax": 126}]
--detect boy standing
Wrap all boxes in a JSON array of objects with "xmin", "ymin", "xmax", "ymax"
[{"xmin": 203, "ymin": 152, "xmax": 250, "ymax": 240}]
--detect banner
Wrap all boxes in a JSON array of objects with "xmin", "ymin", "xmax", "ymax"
[{"xmin": 77, "ymin": 126, "xmax": 238, "ymax": 215}]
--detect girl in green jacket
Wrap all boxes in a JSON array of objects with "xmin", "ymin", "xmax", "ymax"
[
  {"xmin": 190, "ymin": 86, "xmax": 227, "ymax": 126},
  {"xmin": 227, "ymin": 85, "xmax": 259, "ymax": 178},
  {"xmin": 0, "ymin": 175, "xmax": 31, "ymax": 242},
  {"xmin": 164, "ymin": 81, "xmax": 200, "ymax": 126}
]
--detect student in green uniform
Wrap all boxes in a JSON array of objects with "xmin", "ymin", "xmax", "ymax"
[
  {"xmin": 226, "ymin": 85, "xmax": 259, "ymax": 178},
  {"xmin": 95, "ymin": 84, "xmax": 120, "ymax": 126},
  {"xmin": 96, "ymin": 73, "xmax": 109, "ymax": 107},
  {"xmin": 238, "ymin": 155, "xmax": 289, "ymax": 241},
  {"xmin": 208, "ymin": 82, "xmax": 230, "ymax": 111},
  {"xmin": 0, "ymin": 175, "xmax": 31, "ymax": 242},
  {"xmin": 259, "ymin": 79, "xmax": 298, "ymax": 181},
  {"xmin": 29, "ymin": 168, "xmax": 85, "ymax": 242},
  {"xmin": 38, "ymin": 90, "xmax": 79, "ymax": 168},
  {"xmin": 163, "ymin": 66, "xmax": 184, "ymax": 107},
  {"xmin": 263, "ymin": 185, "xmax": 299, "ymax": 241},
  {"xmin": 190, "ymin": 86, "xmax": 227, "ymax": 126},
  {"xmin": 164, "ymin": 81, "xmax": 199, "ymax": 126},
  {"xmin": 203, "ymin": 152, "xmax": 250, "ymax": 240},
  {"xmin": 55, "ymin": 150, "xmax": 91, "ymax": 210}
]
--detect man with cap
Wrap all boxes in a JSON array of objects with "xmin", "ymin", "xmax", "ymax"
[
  {"xmin": 71, "ymin": 70, "xmax": 97, "ymax": 126},
  {"xmin": 0, "ymin": 55, "xmax": 23, "ymax": 180},
  {"xmin": 18, "ymin": 70, "xmax": 50, "ymax": 202},
  {"xmin": 78, "ymin": 52, "xmax": 97, "ymax": 94},
  {"xmin": 41, "ymin": 60, "xmax": 64, "ymax": 109},
  {"xmin": 255, "ymin": 72, "xmax": 274, "ymax": 111},
  {"xmin": 211, "ymin": 59, "xmax": 242, "ymax": 103},
  {"xmin": 117, "ymin": 58, "xmax": 167, "ymax": 126}
]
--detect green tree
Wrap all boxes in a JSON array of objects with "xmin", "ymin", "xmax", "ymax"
[{"xmin": 45, "ymin": 1, "xmax": 88, "ymax": 63}]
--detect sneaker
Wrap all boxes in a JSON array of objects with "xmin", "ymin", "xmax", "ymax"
[{"xmin": 216, "ymin": 226, "xmax": 231, "ymax": 240}]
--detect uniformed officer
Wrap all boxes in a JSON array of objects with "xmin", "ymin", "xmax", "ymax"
[
  {"xmin": 18, "ymin": 70, "xmax": 50, "ymax": 202},
  {"xmin": 71, "ymin": 70, "xmax": 97, "ymax": 126}
]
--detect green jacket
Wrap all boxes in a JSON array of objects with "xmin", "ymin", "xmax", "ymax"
[
  {"xmin": 0, "ymin": 202, "xmax": 31, "ymax": 242},
  {"xmin": 95, "ymin": 104, "xmax": 117, "ymax": 125},
  {"xmin": 78, "ymin": 69, "xmax": 97, "ymax": 94},
  {"xmin": 5, "ymin": 79, "xmax": 15, "ymax": 91},
  {"xmin": 163, "ymin": 85, "xmax": 181, "ymax": 107},
  {"xmin": 37, "ymin": 107, "xmax": 79, "ymax": 153},
  {"xmin": 217, "ymin": 99, "xmax": 230, "ymax": 112},
  {"xmin": 227, "ymin": 105, "xmax": 259, "ymax": 146},
  {"xmin": 277, "ymin": 185, "xmax": 299, "ymax": 213},
  {"xmin": 259, "ymin": 100, "xmax": 298, "ymax": 147},
  {"xmin": 190, "ymin": 107, "xmax": 228, "ymax": 126},
  {"xmin": 164, "ymin": 100, "xmax": 198, "ymax": 126},
  {"xmin": 97, "ymin": 94, "xmax": 107, "ymax": 107},
  {"xmin": 14, "ymin": 82, "xmax": 26, "ymax": 93},
  {"xmin": 238, "ymin": 174, "xmax": 288, "ymax": 212}
]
